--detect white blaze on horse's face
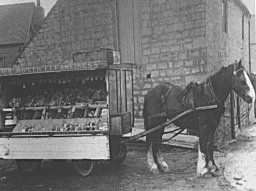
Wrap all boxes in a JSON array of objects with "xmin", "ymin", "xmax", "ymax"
[
  {"xmin": 243, "ymin": 71, "xmax": 256, "ymax": 103},
  {"xmin": 233, "ymin": 68, "xmax": 255, "ymax": 103}
]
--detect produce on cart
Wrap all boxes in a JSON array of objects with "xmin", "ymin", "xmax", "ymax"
[
  {"xmin": 7, "ymin": 77, "xmax": 108, "ymax": 133},
  {"xmin": 0, "ymin": 49, "xmax": 134, "ymax": 176}
]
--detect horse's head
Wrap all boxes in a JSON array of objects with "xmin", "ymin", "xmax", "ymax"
[{"xmin": 232, "ymin": 60, "xmax": 255, "ymax": 103}]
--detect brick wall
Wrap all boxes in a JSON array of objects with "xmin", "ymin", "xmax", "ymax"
[
  {"xmin": 18, "ymin": 0, "xmax": 116, "ymax": 67},
  {"xmin": 134, "ymin": 0, "xmax": 208, "ymax": 117}
]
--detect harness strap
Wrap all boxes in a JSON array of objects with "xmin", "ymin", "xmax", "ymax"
[
  {"xmin": 207, "ymin": 79, "xmax": 221, "ymax": 105},
  {"xmin": 161, "ymin": 87, "xmax": 173, "ymax": 106}
]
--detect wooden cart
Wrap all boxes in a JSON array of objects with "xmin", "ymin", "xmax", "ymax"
[{"xmin": 0, "ymin": 49, "xmax": 134, "ymax": 176}]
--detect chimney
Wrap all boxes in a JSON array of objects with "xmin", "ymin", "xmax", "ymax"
[
  {"xmin": 30, "ymin": 0, "xmax": 44, "ymax": 37},
  {"xmin": 37, "ymin": 0, "xmax": 40, "ymax": 7}
]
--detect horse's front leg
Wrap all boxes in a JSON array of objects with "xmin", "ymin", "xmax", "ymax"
[
  {"xmin": 197, "ymin": 125, "xmax": 210, "ymax": 177},
  {"xmin": 197, "ymin": 142, "xmax": 209, "ymax": 176},
  {"xmin": 147, "ymin": 142, "xmax": 159, "ymax": 174},
  {"xmin": 207, "ymin": 127, "xmax": 220, "ymax": 176}
]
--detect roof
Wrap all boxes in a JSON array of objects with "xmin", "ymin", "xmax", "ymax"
[
  {"xmin": 233, "ymin": 0, "xmax": 252, "ymax": 16},
  {"xmin": 239, "ymin": 0, "xmax": 254, "ymax": 14},
  {"xmin": 0, "ymin": 2, "xmax": 35, "ymax": 45}
]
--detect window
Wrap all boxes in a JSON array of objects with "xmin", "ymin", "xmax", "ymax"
[
  {"xmin": 0, "ymin": 56, "xmax": 5, "ymax": 67},
  {"xmin": 242, "ymin": 14, "xmax": 244, "ymax": 39},
  {"xmin": 222, "ymin": 0, "xmax": 228, "ymax": 33}
]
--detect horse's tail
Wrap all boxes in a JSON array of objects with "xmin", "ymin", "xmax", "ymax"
[{"xmin": 143, "ymin": 95, "xmax": 151, "ymax": 146}]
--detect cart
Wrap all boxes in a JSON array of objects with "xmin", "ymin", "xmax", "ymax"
[{"xmin": 0, "ymin": 49, "xmax": 134, "ymax": 176}]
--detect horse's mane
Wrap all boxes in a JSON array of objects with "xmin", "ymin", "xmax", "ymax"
[{"xmin": 181, "ymin": 64, "xmax": 233, "ymax": 107}]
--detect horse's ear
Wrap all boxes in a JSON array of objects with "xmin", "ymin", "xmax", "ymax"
[{"xmin": 238, "ymin": 59, "xmax": 242, "ymax": 67}]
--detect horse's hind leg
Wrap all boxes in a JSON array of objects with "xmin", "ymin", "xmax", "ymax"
[
  {"xmin": 145, "ymin": 117, "xmax": 160, "ymax": 174},
  {"xmin": 153, "ymin": 131, "xmax": 169, "ymax": 172},
  {"xmin": 197, "ymin": 125, "xmax": 210, "ymax": 177},
  {"xmin": 154, "ymin": 144, "xmax": 169, "ymax": 172},
  {"xmin": 145, "ymin": 106, "xmax": 166, "ymax": 174}
]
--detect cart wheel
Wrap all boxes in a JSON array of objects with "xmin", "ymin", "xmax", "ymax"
[
  {"xmin": 16, "ymin": 160, "xmax": 41, "ymax": 173},
  {"xmin": 72, "ymin": 160, "xmax": 94, "ymax": 177},
  {"xmin": 112, "ymin": 143, "xmax": 127, "ymax": 165}
]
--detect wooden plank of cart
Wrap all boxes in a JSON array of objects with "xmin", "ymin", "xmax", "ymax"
[{"xmin": 0, "ymin": 49, "xmax": 135, "ymax": 176}]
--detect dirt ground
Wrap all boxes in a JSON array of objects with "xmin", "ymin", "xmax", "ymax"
[
  {"xmin": 224, "ymin": 124, "xmax": 256, "ymax": 191},
  {"xmin": 1, "ymin": 126, "xmax": 256, "ymax": 191}
]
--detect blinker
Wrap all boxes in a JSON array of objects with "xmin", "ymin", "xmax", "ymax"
[{"xmin": 233, "ymin": 68, "xmax": 243, "ymax": 76}]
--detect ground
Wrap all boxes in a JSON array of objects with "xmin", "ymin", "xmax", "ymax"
[
  {"xmin": 1, "ymin": 125, "xmax": 256, "ymax": 191},
  {"xmin": 224, "ymin": 125, "xmax": 256, "ymax": 191}
]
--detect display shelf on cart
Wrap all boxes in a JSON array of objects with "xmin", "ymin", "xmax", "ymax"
[{"xmin": 0, "ymin": 49, "xmax": 134, "ymax": 176}]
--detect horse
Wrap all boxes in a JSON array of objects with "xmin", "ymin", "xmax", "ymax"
[{"xmin": 143, "ymin": 60, "xmax": 255, "ymax": 177}]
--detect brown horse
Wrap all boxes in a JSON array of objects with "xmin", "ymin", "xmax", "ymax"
[{"xmin": 143, "ymin": 60, "xmax": 255, "ymax": 176}]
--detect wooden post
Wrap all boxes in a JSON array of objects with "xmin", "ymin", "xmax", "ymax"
[
  {"xmin": 230, "ymin": 92, "xmax": 235, "ymax": 139},
  {"xmin": 236, "ymin": 95, "xmax": 241, "ymax": 129}
]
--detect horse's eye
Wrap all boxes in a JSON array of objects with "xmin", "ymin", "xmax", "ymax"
[{"xmin": 237, "ymin": 70, "xmax": 243, "ymax": 76}]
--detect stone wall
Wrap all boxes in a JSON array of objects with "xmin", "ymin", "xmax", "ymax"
[
  {"xmin": 206, "ymin": 0, "xmax": 251, "ymax": 144},
  {"xmin": 18, "ymin": 0, "xmax": 116, "ymax": 67},
  {"xmin": 134, "ymin": 0, "xmax": 208, "ymax": 117},
  {"xmin": 251, "ymin": 44, "xmax": 256, "ymax": 73}
]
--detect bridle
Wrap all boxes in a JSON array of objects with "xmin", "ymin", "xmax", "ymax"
[
  {"xmin": 232, "ymin": 60, "xmax": 246, "ymax": 81},
  {"xmin": 207, "ymin": 63, "xmax": 245, "ymax": 106},
  {"xmin": 233, "ymin": 65, "xmax": 244, "ymax": 76}
]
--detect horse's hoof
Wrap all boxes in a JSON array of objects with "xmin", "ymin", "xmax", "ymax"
[
  {"xmin": 150, "ymin": 164, "xmax": 160, "ymax": 174},
  {"xmin": 197, "ymin": 167, "xmax": 209, "ymax": 177},
  {"xmin": 210, "ymin": 165, "xmax": 219, "ymax": 174},
  {"xmin": 210, "ymin": 168, "xmax": 221, "ymax": 177},
  {"xmin": 201, "ymin": 171, "xmax": 213, "ymax": 178},
  {"xmin": 159, "ymin": 162, "xmax": 169, "ymax": 173}
]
